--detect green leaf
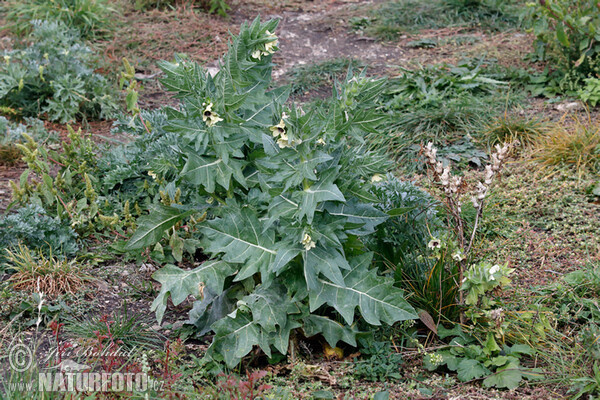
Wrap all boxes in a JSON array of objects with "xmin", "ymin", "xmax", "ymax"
[
  {"xmin": 308, "ymin": 252, "xmax": 417, "ymax": 325},
  {"xmin": 299, "ymin": 167, "xmax": 345, "ymax": 223},
  {"xmin": 199, "ymin": 207, "xmax": 277, "ymax": 281},
  {"xmin": 303, "ymin": 315, "xmax": 357, "ymax": 347},
  {"xmin": 303, "ymin": 246, "xmax": 349, "ymax": 287},
  {"xmin": 151, "ymin": 261, "xmax": 235, "ymax": 323},
  {"xmin": 181, "ymin": 153, "xmax": 246, "ymax": 193},
  {"xmin": 457, "ymin": 359, "xmax": 490, "ymax": 381},
  {"xmin": 483, "ymin": 368, "xmax": 523, "ymax": 389},
  {"xmin": 209, "ymin": 311, "xmax": 271, "ymax": 368},
  {"xmin": 556, "ymin": 23, "xmax": 569, "ymax": 47},
  {"xmin": 243, "ymin": 283, "xmax": 288, "ymax": 333},
  {"xmin": 325, "ymin": 199, "xmax": 388, "ymax": 235},
  {"xmin": 126, "ymin": 205, "xmax": 196, "ymax": 250}
]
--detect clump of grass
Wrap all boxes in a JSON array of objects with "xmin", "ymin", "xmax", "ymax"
[
  {"xmin": 533, "ymin": 114, "xmax": 600, "ymax": 176},
  {"xmin": 65, "ymin": 304, "xmax": 164, "ymax": 350},
  {"xmin": 0, "ymin": 144, "xmax": 22, "ymax": 165},
  {"xmin": 368, "ymin": 59, "xmax": 522, "ymax": 171},
  {"xmin": 287, "ymin": 58, "xmax": 366, "ymax": 96},
  {"xmin": 480, "ymin": 112, "xmax": 550, "ymax": 147},
  {"xmin": 366, "ymin": 0, "xmax": 520, "ymax": 40},
  {"xmin": 5, "ymin": 244, "xmax": 91, "ymax": 298}
]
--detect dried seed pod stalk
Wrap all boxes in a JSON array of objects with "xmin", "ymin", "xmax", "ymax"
[{"xmin": 422, "ymin": 141, "xmax": 514, "ymax": 311}]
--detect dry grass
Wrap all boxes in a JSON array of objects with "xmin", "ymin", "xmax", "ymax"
[
  {"xmin": 6, "ymin": 244, "xmax": 92, "ymax": 298},
  {"xmin": 0, "ymin": 144, "xmax": 21, "ymax": 165},
  {"xmin": 533, "ymin": 113, "xmax": 600, "ymax": 177},
  {"xmin": 481, "ymin": 111, "xmax": 550, "ymax": 147}
]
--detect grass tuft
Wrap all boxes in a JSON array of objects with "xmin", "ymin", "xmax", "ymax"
[
  {"xmin": 65, "ymin": 304, "xmax": 165, "ymax": 350},
  {"xmin": 5, "ymin": 245, "xmax": 90, "ymax": 298},
  {"xmin": 480, "ymin": 112, "xmax": 550, "ymax": 147},
  {"xmin": 533, "ymin": 114, "xmax": 600, "ymax": 176},
  {"xmin": 287, "ymin": 58, "xmax": 367, "ymax": 96}
]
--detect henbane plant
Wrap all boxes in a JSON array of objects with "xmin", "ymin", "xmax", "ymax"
[{"xmin": 126, "ymin": 17, "xmax": 417, "ymax": 367}]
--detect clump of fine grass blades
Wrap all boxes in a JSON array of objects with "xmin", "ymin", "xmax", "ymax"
[
  {"xmin": 533, "ymin": 114, "xmax": 600, "ymax": 176},
  {"xmin": 65, "ymin": 305, "xmax": 164, "ymax": 350},
  {"xmin": 5, "ymin": 245, "xmax": 91, "ymax": 298},
  {"xmin": 287, "ymin": 58, "xmax": 366, "ymax": 96},
  {"xmin": 480, "ymin": 112, "xmax": 550, "ymax": 147}
]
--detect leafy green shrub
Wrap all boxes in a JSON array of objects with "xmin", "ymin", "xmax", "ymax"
[
  {"xmin": 127, "ymin": 17, "xmax": 418, "ymax": 367},
  {"xmin": 365, "ymin": 177, "xmax": 459, "ymax": 321},
  {"xmin": 0, "ymin": 20, "xmax": 119, "ymax": 123},
  {"xmin": 366, "ymin": 175, "xmax": 444, "ymax": 269},
  {"xmin": 579, "ymin": 77, "xmax": 600, "ymax": 107},
  {"xmin": 0, "ymin": 204, "xmax": 79, "ymax": 261},
  {"xmin": 9, "ymin": 125, "xmax": 143, "ymax": 239},
  {"xmin": 2, "ymin": 0, "xmax": 115, "ymax": 39},
  {"xmin": 524, "ymin": 0, "xmax": 600, "ymax": 97}
]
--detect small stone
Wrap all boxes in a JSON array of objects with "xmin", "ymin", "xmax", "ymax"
[{"xmin": 556, "ymin": 101, "xmax": 582, "ymax": 112}]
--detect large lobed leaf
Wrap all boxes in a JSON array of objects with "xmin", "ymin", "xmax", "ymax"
[{"xmin": 308, "ymin": 252, "xmax": 417, "ymax": 325}]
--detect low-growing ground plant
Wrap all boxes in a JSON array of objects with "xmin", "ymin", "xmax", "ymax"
[
  {"xmin": 2, "ymin": 0, "xmax": 115, "ymax": 39},
  {"xmin": 359, "ymin": 0, "xmax": 520, "ymax": 40},
  {"xmin": 65, "ymin": 305, "xmax": 164, "ymax": 350},
  {"xmin": 0, "ymin": 20, "xmax": 119, "ymax": 123},
  {"xmin": 0, "ymin": 204, "xmax": 79, "ymax": 262},
  {"xmin": 369, "ymin": 59, "xmax": 518, "ymax": 171},
  {"xmin": 286, "ymin": 58, "xmax": 367, "ymax": 96},
  {"xmin": 126, "ymin": 17, "xmax": 418, "ymax": 368}
]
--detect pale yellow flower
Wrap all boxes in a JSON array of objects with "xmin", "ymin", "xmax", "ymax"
[
  {"xmin": 301, "ymin": 233, "xmax": 316, "ymax": 250},
  {"xmin": 270, "ymin": 119, "xmax": 286, "ymax": 138},
  {"xmin": 202, "ymin": 102, "xmax": 223, "ymax": 127},
  {"xmin": 371, "ymin": 174, "xmax": 384, "ymax": 183}
]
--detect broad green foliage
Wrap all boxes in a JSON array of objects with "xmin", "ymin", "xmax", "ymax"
[
  {"xmin": 129, "ymin": 17, "xmax": 417, "ymax": 367},
  {"xmin": 424, "ymin": 325, "xmax": 541, "ymax": 389},
  {"xmin": 524, "ymin": 0, "xmax": 600, "ymax": 97},
  {"xmin": 2, "ymin": 0, "xmax": 115, "ymax": 39},
  {"xmin": 579, "ymin": 77, "xmax": 600, "ymax": 106},
  {"xmin": 461, "ymin": 261, "xmax": 513, "ymax": 306},
  {"xmin": 0, "ymin": 20, "xmax": 118, "ymax": 122}
]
